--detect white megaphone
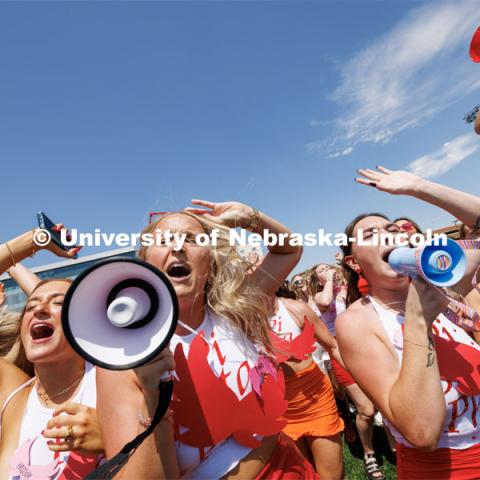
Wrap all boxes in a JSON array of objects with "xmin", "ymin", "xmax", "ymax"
[
  {"xmin": 388, "ymin": 238, "xmax": 467, "ymax": 287},
  {"xmin": 62, "ymin": 258, "xmax": 178, "ymax": 370}
]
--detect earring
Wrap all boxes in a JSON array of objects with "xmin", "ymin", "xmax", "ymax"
[{"xmin": 357, "ymin": 274, "xmax": 369, "ymax": 296}]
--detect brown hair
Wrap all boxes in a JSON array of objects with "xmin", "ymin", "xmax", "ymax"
[
  {"xmin": 305, "ymin": 264, "xmax": 346, "ymax": 299},
  {"xmin": 275, "ymin": 280, "xmax": 297, "ymax": 300},
  {"xmin": 340, "ymin": 213, "xmax": 389, "ymax": 307},
  {"xmin": 459, "ymin": 223, "xmax": 474, "ymax": 240},
  {"xmin": 16, "ymin": 278, "xmax": 73, "ymax": 376}
]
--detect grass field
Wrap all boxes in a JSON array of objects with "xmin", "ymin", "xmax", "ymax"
[
  {"xmin": 343, "ymin": 441, "xmax": 397, "ymax": 479},
  {"xmin": 341, "ymin": 423, "xmax": 397, "ymax": 479}
]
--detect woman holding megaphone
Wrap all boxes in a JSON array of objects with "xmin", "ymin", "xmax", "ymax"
[
  {"xmin": 96, "ymin": 202, "xmax": 319, "ymax": 479},
  {"xmin": 335, "ymin": 168, "xmax": 480, "ymax": 479},
  {"xmin": 0, "ymin": 227, "xmax": 105, "ymax": 480}
]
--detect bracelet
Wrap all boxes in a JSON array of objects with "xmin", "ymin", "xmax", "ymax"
[
  {"xmin": 138, "ymin": 408, "xmax": 174, "ymax": 429},
  {"xmin": 5, "ymin": 242, "xmax": 16, "ymax": 267},
  {"xmin": 247, "ymin": 207, "xmax": 261, "ymax": 232},
  {"xmin": 138, "ymin": 409, "xmax": 152, "ymax": 428},
  {"xmin": 30, "ymin": 229, "xmax": 38, "ymax": 258},
  {"xmin": 403, "ymin": 338, "xmax": 434, "ymax": 349}
]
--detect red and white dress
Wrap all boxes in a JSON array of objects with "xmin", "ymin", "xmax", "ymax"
[
  {"xmin": 170, "ymin": 308, "xmax": 291, "ymax": 479},
  {"xmin": 369, "ymin": 298, "xmax": 480, "ymax": 479}
]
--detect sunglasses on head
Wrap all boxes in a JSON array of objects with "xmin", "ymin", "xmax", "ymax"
[
  {"xmin": 399, "ymin": 222, "xmax": 416, "ymax": 232},
  {"xmin": 149, "ymin": 211, "xmax": 170, "ymax": 224}
]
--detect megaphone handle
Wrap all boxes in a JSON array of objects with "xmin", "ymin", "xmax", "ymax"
[{"xmin": 85, "ymin": 380, "xmax": 174, "ymax": 479}]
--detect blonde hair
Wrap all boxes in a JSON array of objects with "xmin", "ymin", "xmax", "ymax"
[
  {"xmin": 0, "ymin": 308, "xmax": 33, "ymax": 376},
  {"xmin": 138, "ymin": 212, "xmax": 274, "ymax": 353}
]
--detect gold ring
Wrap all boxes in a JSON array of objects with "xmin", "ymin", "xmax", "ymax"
[{"xmin": 65, "ymin": 426, "xmax": 74, "ymax": 443}]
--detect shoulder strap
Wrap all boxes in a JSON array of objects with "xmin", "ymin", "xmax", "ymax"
[{"xmin": 1, "ymin": 377, "xmax": 35, "ymax": 426}]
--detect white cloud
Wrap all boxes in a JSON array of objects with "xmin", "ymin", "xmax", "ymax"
[
  {"xmin": 327, "ymin": 147, "xmax": 354, "ymax": 159},
  {"xmin": 406, "ymin": 133, "xmax": 479, "ymax": 178},
  {"xmin": 310, "ymin": 2, "xmax": 480, "ymax": 156}
]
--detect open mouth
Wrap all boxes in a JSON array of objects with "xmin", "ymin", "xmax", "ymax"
[
  {"xmin": 382, "ymin": 250, "xmax": 393, "ymax": 264},
  {"xmin": 30, "ymin": 323, "xmax": 55, "ymax": 342},
  {"xmin": 167, "ymin": 263, "xmax": 191, "ymax": 279}
]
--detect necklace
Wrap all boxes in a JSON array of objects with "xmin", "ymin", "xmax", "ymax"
[{"xmin": 36, "ymin": 372, "xmax": 84, "ymax": 407}]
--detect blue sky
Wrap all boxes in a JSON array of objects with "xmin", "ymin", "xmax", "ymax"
[{"xmin": 1, "ymin": 1, "xmax": 479, "ymax": 275}]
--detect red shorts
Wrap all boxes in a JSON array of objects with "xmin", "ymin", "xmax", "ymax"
[
  {"xmin": 397, "ymin": 442, "xmax": 480, "ymax": 479},
  {"xmin": 330, "ymin": 358, "xmax": 355, "ymax": 387},
  {"xmin": 254, "ymin": 433, "xmax": 319, "ymax": 479}
]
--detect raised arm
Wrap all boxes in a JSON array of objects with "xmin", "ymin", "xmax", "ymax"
[
  {"xmin": 313, "ymin": 269, "xmax": 335, "ymax": 312},
  {"xmin": 355, "ymin": 167, "xmax": 480, "ymax": 296},
  {"xmin": 356, "ymin": 167, "xmax": 480, "ymax": 228},
  {"xmin": 7, "ymin": 263, "xmax": 40, "ymax": 296},
  {"xmin": 0, "ymin": 228, "xmax": 80, "ymax": 276},
  {"xmin": 186, "ymin": 200, "xmax": 302, "ymax": 297},
  {"xmin": 336, "ymin": 279, "xmax": 448, "ymax": 449}
]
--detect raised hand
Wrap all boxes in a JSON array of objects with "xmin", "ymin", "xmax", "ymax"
[
  {"xmin": 34, "ymin": 223, "xmax": 82, "ymax": 259},
  {"xmin": 185, "ymin": 199, "xmax": 255, "ymax": 230},
  {"xmin": 134, "ymin": 347, "xmax": 175, "ymax": 393},
  {"xmin": 355, "ymin": 166, "xmax": 423, "ymax": 196},
  {"xmin": 406, "ymin": 278, "xmax": 449, "ymax": 326}
]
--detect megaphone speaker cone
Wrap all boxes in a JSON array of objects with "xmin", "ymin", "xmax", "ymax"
[
  {"xmin": 388, "ymin": 239, "xmax": 467, "ymax": 287},
  {"xmin": 61, "ymin": 258, "xmax": 178, "ymax": 370}
]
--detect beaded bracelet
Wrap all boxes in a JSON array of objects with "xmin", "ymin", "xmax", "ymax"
[
  {"xmin": 247, "ymin": 207, "xmax": 261, "ymax": 232},
  {"xmin": 137, "ymin": 409, "xmax": 152, "ymax": 428},
  {"xmin": 138, "ymin": 408, "xmax": 174, "ymax": 429}
]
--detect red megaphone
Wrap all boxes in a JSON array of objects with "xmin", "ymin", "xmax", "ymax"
[{"xmin": 470, "ymin": 26, "xmax": 480, "ymax": 63}]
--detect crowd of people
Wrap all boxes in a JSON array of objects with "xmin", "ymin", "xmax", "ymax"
[{"xmin": 1, "ymin": 160, "xmax": 480, "ymax": 480}]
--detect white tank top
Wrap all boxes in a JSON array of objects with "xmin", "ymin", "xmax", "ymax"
[
  {"xmin": 369, "ymin": 297, "xmax": 480, "ymax": 449},
  {"xmin": 270, "ymin": 299, "xmax": 302, "ymax": 341},
  {"xmin": 306, "ymin": 301, "xmax": 328, "ymax": 368},
  {"xmin": 170, "ymin": 308, "xmax": 285, "ymax": 479},
  {"xmin": 4, "ymin": 362, "xmax": 102, "ymax": 480},
  {"xmin": 320, "ymin": 297, "xmax": 346, "ymax": 337}
]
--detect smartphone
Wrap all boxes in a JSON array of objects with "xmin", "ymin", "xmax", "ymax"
[{"xmin": 37, "ymin": 212, "xmax": 78, "ymax": 257}]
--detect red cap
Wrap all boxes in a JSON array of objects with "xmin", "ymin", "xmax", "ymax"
[{"xmin": 470, "ymin": 26, "xmax": 480, "ymax": 63}]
